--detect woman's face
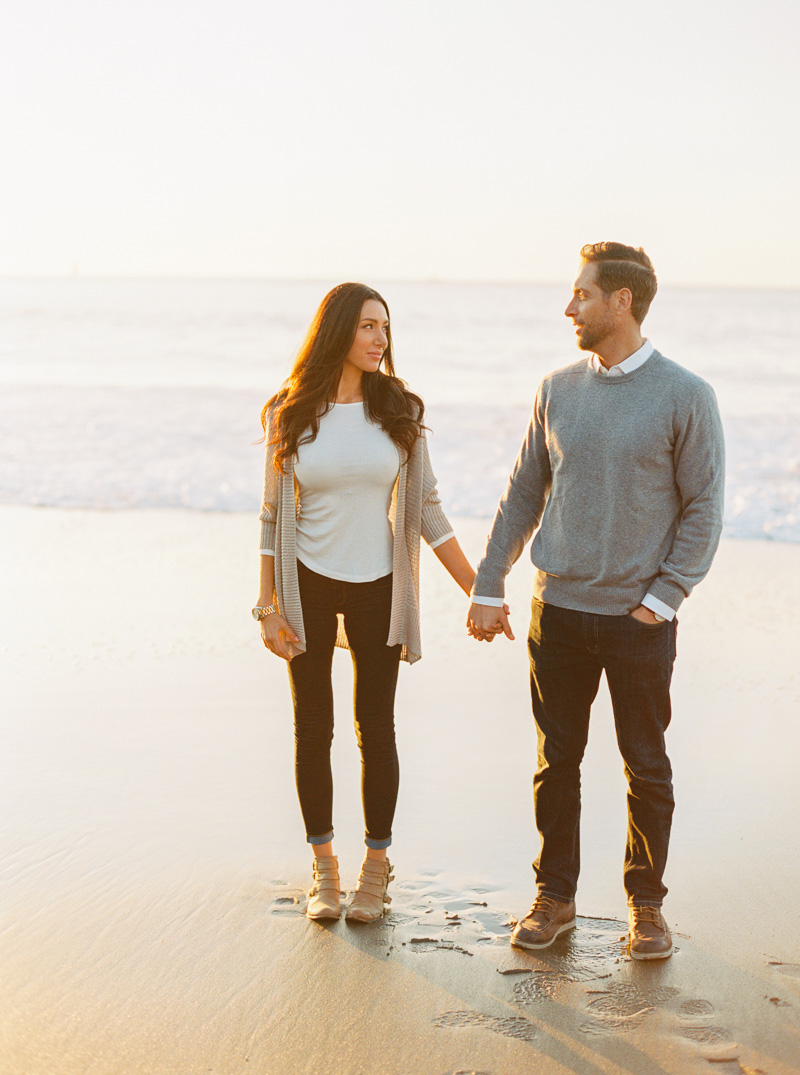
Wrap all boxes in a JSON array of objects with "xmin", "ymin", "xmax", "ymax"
[{"xmin": 341, "ymin": 299, "xmax": 389, "ymax": 378}]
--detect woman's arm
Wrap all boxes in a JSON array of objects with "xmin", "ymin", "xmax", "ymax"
[
  {"xmin": 412, "ymin": 431, "xmax": 476, "ymax": 595},
  {"xmin": 256, "ymin": 553, "xmax": 300, "ymax": 661},
  {"xmin": 256, "ymin": 404, "xmax": 299, "ymax": 661},
  {"xmin": 431, "ymin": 535, "xmax": 475, "ymax": 596}
]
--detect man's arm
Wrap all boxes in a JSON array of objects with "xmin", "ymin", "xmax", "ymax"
[
  {"xmin": 647, "ymin": 381, "xmax": 725, "ymax": 613},
  {"xmin": 467, "ymin": 387, "xmax": 552, "ymax": 640}
]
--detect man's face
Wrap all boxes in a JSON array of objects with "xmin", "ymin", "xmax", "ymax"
[{"xmin": 564, "ymin": 262, "xmax": 616, "ymax": 352}]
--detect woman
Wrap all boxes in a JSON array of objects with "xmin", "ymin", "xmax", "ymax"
[{"xmin": 254, "ymin": 282, "xmax": 476, "ymax": 923}]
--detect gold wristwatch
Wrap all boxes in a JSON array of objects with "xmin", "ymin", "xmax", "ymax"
[{"xmin": 252, "ymin": 604, "xmax": 279, "ymax": 621}]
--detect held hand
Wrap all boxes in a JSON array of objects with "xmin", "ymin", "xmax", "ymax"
[
  {"xmin": 260, "ymin": 613, "xmax": 301, "ymax": 661},
  {"xmin": 629, "ymin": 605, "xmax": 660, "ymax": 625},
  {"xmin": 466, "ymin": 602, "xmax": 515, "ymax": 643}
]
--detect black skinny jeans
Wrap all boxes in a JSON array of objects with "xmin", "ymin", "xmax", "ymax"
[{"xmin": 287, "ymin": 560, "xmax": 402, "ymax": 849}]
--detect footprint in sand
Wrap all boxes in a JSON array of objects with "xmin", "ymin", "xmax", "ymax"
[
  {"xmin": 678, "ymin": 997, "xmax": 716, "ymax": 1022},
  {"xmin": 407, "ymin": 938, "xmax": 473, "ymax": 956},
  {"xmin": 676, "ymin": 998, "xmax": 739, "ymax": 1060},
  {"xmin": 435, "ymin": 1010, "xmax": 537, "ymax": 1043},
  {"xmin": 581, "ymin": 995, "xmax": 738, "ymax": 1057},
  {"xmin": 269, "ymin": 895, "xmax": 304, "ymax": 915},
  {"xmin": 580, "ymin": 1013, "xmax": 650, "ymax": 1035},
  {"xmin": 587, "ymin": 985, "xmax": 658, "ymax": 1018},
  {"xmin": 577, "ymin": 982, "xmax": 669, "ymax": 1036},
  {"xmin": 514, "ymin": 970, "xmax": 574, "ymax": 1003},
  {"xmin": 679, "ymin": 1024, "xmax": 736, "ymax": 1046},
  {"xmin": 385, "ymin": 911, "xmax": 416, "ymax": 926},
  {"xmin": 574, "ymin": 982, "xmax": 681, "ymax": 1037}
]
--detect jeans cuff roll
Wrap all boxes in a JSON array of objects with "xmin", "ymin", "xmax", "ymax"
[
  {"xmin": 365, "ymin": 835, "xmax": 392, "ymax": 850},
  {"xmin": 307, "ymin": 830, "xmax": 334, "ymax": 846}
]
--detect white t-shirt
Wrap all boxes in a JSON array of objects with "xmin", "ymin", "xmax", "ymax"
[{"xmin": 294, "ymin": 402, "xmax": 401, "ymax": 582}]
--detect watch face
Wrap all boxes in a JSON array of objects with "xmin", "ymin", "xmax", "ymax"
[{"xmin": 251, "ymin": 608, "xmax": 262, "ymax": 621}]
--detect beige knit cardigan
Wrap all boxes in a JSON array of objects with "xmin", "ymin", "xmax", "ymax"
[{"xmin": 259, "ymin": 408, "xmax": 454, "ymax": 665}]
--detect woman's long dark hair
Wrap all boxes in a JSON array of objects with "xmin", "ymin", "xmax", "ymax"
[{"xmin": 261, "ymin": 282, "xmax": 425, "ymax": 473}]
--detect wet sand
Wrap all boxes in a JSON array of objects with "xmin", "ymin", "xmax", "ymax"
[{"xmin": 1, "ymin": 507, "xmax": 799, "ymax": 1074}]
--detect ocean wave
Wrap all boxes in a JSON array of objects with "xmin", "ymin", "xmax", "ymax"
[{"xmin": 1, "ymin": 386, "xmax": 797, "ymax": 542}]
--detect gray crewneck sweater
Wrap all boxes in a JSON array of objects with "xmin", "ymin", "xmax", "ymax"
[{"xmin": 473, "ymin": 350, "xmax": 725, "ymax": 615}]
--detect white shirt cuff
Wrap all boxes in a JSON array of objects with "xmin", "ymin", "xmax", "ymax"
[
  {"xmin": 470, "ymin": 595, "xmax": 505, "ymax": 607},
  {"xmin": 641, "ymin": 593, "xmax": 675, "ymax": 621},
  {"xmin": 429, "ymin": 531, "xmax": 455, "ymax": 550},
  {"xmin": 259, "ymin": 549, "xmax": 275, "ymax": 556}
]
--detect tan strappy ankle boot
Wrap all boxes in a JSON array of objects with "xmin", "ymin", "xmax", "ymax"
[
  {"xmin": 346, "ymin": 858, "xmax": 394, "ymax": 922},
  {"xmin": 306, "ymin": 855, "xmax": 341, "ymax": 920}
]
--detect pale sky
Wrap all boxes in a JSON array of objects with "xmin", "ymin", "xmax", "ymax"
[{"xmin": 2, "ymin": 0, "xmax": 798, "ymax": 287}]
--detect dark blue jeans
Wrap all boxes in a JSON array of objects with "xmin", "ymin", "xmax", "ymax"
[
  {"xmin": 287, "ymin": 560, "xmax": 401, "ymax": 849},
  {"xmin": 528, "ymin": 598, "xmax": 677, "ymax": 907}
]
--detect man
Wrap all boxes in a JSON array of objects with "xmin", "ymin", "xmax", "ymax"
[{"xmin": 467, "ymin": 243, "xmax": 724, "ymax": 960}]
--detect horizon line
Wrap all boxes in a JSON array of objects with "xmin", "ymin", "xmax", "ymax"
[{"xmin": 1, "ymin": 272, "xmax": 799, "ymax": 295}]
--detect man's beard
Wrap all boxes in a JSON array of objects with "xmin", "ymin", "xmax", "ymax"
[
  {"xmin": 576, "ymin": 316, "xmax": 614, "ymax": 352},
  {"xmin": 576, "ymin": 329, "xmax": 601, "ymax": 351}
]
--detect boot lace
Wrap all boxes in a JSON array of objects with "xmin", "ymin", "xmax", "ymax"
[
  {"xmin": 529, "ymin": 895, "xmax": 560, "ymax": 916},
  {"xmin": 631, "ymin": 906, "xmax": 663, "ymax": 926}
]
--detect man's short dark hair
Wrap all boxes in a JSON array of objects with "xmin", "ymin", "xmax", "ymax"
[{"xmin": 580, "ymin": 242, "xmax": 657, "ymax": 324}]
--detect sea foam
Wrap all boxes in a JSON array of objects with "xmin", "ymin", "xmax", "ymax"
[{"xmin": 1, "ymin": 278, "xmax": 798, "ymax": 541}]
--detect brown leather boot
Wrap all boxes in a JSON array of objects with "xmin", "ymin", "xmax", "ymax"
[
  {"xmin": 346, "ymin": 858, "xmax": 394, "ymax": 922},
  {"xmin": 306, "ymin": 856, "xmax": 341, "ymax": 920},
  {"xmin": 511, "ymin": 895, "xmax": 576, "ymax": 949},
  {"xmin": 628, "ymin": 905, "xmax": 673, "ymax": 960}
]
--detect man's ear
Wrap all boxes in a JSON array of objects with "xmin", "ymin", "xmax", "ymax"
[{"xmin": 615, "ymin": 287, "xmax": 633, "ymax": 315}]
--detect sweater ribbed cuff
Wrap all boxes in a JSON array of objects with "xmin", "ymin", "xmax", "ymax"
[
  {"xmin": 645, "ymin": 576, "xmax": 685, "ymax": 614},
  {"xmin": 421, "ymin": 505, "xmax": 454, "ymax": 547},
  {"xmin": 472, "ymin": 566, "xmax": 506, "ymax": 601}
]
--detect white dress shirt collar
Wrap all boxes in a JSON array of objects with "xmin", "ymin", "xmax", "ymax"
[{"xmin": 590, "ymin": 339, "xmax": 654, "ymax": 377}]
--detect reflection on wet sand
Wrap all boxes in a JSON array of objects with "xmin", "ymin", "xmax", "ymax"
[{"xmin": 267, "ymin": 875, "xmax": 798, "ymax": 1074}]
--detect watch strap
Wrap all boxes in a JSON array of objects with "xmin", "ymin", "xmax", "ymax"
[{"xmin": 252, "ymin": 604, "xmax": 279, "ymax": 620}]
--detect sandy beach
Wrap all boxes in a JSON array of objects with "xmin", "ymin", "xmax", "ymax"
[{"xmin": 2, "ymin": 506, "xmax": 799, "ymax": 1074}]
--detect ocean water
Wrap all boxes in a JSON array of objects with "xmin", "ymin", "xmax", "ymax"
[{"xmin": 1, "ymin": 277, "xmax": 798, "ymax": 541}]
